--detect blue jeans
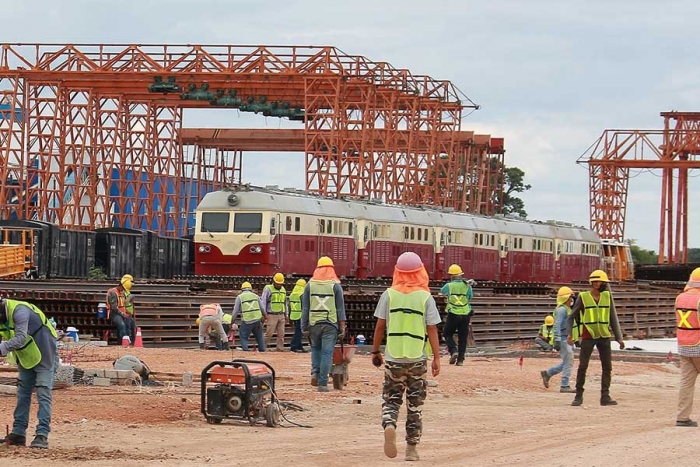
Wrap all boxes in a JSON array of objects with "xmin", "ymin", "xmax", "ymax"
[
  {"xmin": 14, "ymin": 342, "xmax": 58, "ymax": 438},
  {"xmin": 309, "ymin": 323, "xmax": 338, "ymax": 387},
  {"xmin": 290, "ymin": 320, "xmax": 303, "ymax": 351},
  {"xmin": 534, "ymin": 337, "xmax": 552, "ymax": 351},
  {"xmin": 111, "ymin": 313, "xmax": 135, "ymax": 343},
  {"xmin": 239, "ymin": 321, "xmax": 266, "ymax": 352},
  {"xmin": 545, "ymin": 341, "xmax": 574, "ymax": 387}
]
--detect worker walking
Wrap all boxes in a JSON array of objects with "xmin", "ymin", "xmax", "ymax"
[
  {"xmin": 106, "ymin": 274, "xmax": 136, "ymax": 346},
  {"xmin": 535, "ymin": 315, "xmax": 555, "ymax": 351},
  {"xmin": 371, "ymin": 252, "xmax": 441, "ymax": 461},
  {"xmin": 197, "ymin": 303, "xmax": 230, "ymax": 351},
  {"xmin": 231, "ymin": 282, "xmax": 267, "ymax": 352},
  {"xmin": 301, "ymin": 256, "xmax": 346, "ymax": 392},
  {"xmin": 566, "ymin": 269, "xmax": 625, "ymax": 406},
  {"xmin": 674, "ymin": 268, "xmax": 700, "ymax": 427},
  {"xmin": 540, "ymin": 287, "xmax": 577, "ymax": 393},
  {"xmin": 262, "ymin": 273, "xmax": 288, "ymax": 351},
  {"xmin": 440, "ymin": 264, "xmax": 473, "ymax": 365},
  {"xmin": 0, "ymin": 298, "xmax": 58, "ymax": 449},
  {"xmin": 289, "ymin": 279, "xmax": 307, "ymax": 353}
]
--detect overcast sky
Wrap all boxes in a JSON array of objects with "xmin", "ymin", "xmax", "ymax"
[{"xmin": 4, "ymin": 0, "xmax": 699, "ymax": 250}]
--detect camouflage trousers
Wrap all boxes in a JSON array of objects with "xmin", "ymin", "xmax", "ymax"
[{"xmin": 382, "ymin": 360, "xmax": 428, "ymax": 445}]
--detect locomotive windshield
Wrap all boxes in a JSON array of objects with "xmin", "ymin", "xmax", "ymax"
[
  {"xmin": 233, "ymin": 213, "xmax": 263, "ymax": 233},
  {"xmin": 200, "ymin": 212, "xmax": 230, "ymax": 232}
]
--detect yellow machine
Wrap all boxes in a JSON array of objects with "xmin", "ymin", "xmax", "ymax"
[{"xmin": 0, "ymin": 228, "xmax": 35, "ymax": 278}]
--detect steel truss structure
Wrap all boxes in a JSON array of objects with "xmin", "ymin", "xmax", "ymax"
[
  {"xmin": 0, "ymin": 43, "xmax": 491, "ymax": 235},
  {"xmin": 578, "ymin": 111, "xmax": 700, "ymax": 263}
]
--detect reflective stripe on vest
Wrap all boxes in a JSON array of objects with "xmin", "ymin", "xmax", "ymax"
[
  {"xmin": 447, "ymin": 281, "xmax": 471, "ymax": 315},
  {"xmin": 580, "ymin": 291, "xmax": 611, "ymax": 339},
  {"xmin": 107, "ymin": 287, "xmax": 134, "ymax": 318},
  {"xmin": 5, "ymin": 299, "xmax": 57, "ymax": 370},
  {"xmin": 239, "ymin": 291, "xmax": 263, "ymax": 323},
  {"xmin": 676, "ymin": 291, "xmax": 700, "ymax": 347},
  {"xmin": 540, "ymin": 323, "xmax": 554, "ymax": 346},
  {"xmin": 289, "ymin": 285, "xmax": 305, "ymax": 321},
  {"xmin": 309, "ymin": 280, "xmax": 337, "ymax": 326},
  {"xmin": 199, "ymin": 304, "xmax": 219, "ymax": 318},
  {"xmin": 265, "ymin": 285, "xmax": 287, "ymax": 313},
  {"xmin": 386, "ymin": 289, "xmax": 430, "ymax": 359}
]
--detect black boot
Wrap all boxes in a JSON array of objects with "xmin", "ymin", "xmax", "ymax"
[
  {"xmin": 199, "ymin": 343, "xmax": 205, "ymax": 350},
  {"xmin": 600, "ymin": 395, "xmax": 618, "ymax": 406},
  {"xmin": 0, "ymin": 433, "xmax": 26, "ymax": 446},
  {"xmin": 222, "ymin": 342, "xmax": 231, "ymax": 351}
]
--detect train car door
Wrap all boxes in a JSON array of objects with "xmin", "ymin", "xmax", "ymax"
[
  {"xmin": 274, "ymin": 213, "xmax": 282, "ymax": 270},
  {"xmin": 351, "ymin": 219, "xmax": 358, "ymax": 276},
  {"xmin": 499, "ymin": 234, "xmax": 511, "ymax": 281},
  {"xmin": 554, "ymin": 239, "xmax": 563, "ymax": 282}
]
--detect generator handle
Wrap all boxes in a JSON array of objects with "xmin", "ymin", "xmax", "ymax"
[{"xmin": 231, "ymin": 359, "xmax": 276, "ymax": 394}]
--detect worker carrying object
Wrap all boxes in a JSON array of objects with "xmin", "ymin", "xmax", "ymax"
[
  {"xmin": 371, "ymin": 252, "xmax": 441, "ymax": 461},
  {"xmin": 440, "ymin": 264, "xmax": 473, "ymax": 366},
  {"xmin": 301, "ymin": 256, "xmax": 346, "ymax": 392},
  {"xmin": 289, "ymin": 279, "xmax": 307, "ymax": 353},
  {"xmin": 674, "ymin": 268, "xmax": 700, "ymax": 427},
  {"xmin": 262, "ymin": 273, "xmax": 288, "ymax": 351},
  {"xmin": 0, "ymin": 298, "xmax": 58, "ymax": 449},
  {"xmin": 535, "ymin": 315, "xmax": 556, "ymax": 351},
  {"xmin": 231, "ymin": 282, "xmax": 266, "ymax": 352},
  {"xmin": 566, "ymin": 269, "xmax": 625, "ymax": 407},
  {"xmin": 106, "ymin": 274, "xmax": 136, "ymax": 346},
  {"xmin": 540, "ymin": 287, "xmax": 577, "ymax": 393},
  {"xmin": 197, "ymin": 303, "xmax": 230, "ymax": 351}
]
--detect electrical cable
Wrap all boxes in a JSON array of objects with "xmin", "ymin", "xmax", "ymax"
[{"xmin": 270, "ymin": 387, "xmax": 313, "ymax": 429}]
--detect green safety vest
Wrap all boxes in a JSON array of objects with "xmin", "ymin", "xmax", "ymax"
[
  {"xmin": 386, "ymin": 289, "xmax": 431, "ymax": 359},
  {"xmin": 580, "ymin": 291, "xmax": 611, "ymax": 339},
  {"xmin": 222, "ymin": 313, "xmax": 233, "ymax": 325},
  {"xmin": 556, "ymin": 304, "xmax": 580, "ymax": 343},
  {"xmin": 239, "ymin": 291, "xmax": 263, "ymax": 323},
  {"xmin": 446, "ymin": 281, "xmax": 471, "ymax": 315},
  {"xmin": 539, "ymin": 323, "xmax": 555, "ymax": 346},
  {"xmin": 264, "ymin": 285, "xmax": 287, "ymax": 313},
  {"xmin": 288, "ymin": 285, "xmax": 305, "ymax": 321},
  {"xmin": 309, "ymin": 280, "xmax": 337, "ymax": 326},
  {"xmin": 0, "ymin": 299, "xmax": 57, "ymax": 369}
]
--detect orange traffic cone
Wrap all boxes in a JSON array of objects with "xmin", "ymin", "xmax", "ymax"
[{"xmin": 134, "ymin": 327, "xmax": 144, "ymax": 348}]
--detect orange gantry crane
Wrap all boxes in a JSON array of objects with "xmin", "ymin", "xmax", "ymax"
[
  {"xmin": 0, "ymin": 43, "xmax": 505, "ymax": 236},
  {"xmin": 578, "ymin": 111, "xmax": 700, "ymax": 276}
]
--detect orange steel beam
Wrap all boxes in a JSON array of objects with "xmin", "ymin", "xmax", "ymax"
[{"xmin": 578, "ymin": 112, "xmax": 700, "ymax": 263}]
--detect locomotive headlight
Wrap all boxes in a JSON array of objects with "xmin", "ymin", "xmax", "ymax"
[
  {"xmin": 250, "ymin": 246, "xmax": 262, "ymax": 253},
  {"xmin": 198, "ymin": 245, "xmax": 211, "ymax": 253}
]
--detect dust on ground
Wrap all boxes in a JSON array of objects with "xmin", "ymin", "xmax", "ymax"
[{"xmin": 0, "ymin": 347, "xmax": 692, "ymax": 466}]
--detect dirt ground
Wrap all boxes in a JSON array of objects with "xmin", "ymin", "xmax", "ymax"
[{"xmin": 0, "ymin": 346, "xmax": 693, "ymax": 466}]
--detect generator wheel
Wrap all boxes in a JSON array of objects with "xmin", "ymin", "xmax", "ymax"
[
  {"xmin": 332, "ymin": 373, "xmax": 345, "ymax": 390},
  {"xmin": 206, "ymin": 417, "xmax": 222, "ymax": 425},
  {"xmin": 266, "ymin": 402, "xmax": 281, "ymax": 427}
]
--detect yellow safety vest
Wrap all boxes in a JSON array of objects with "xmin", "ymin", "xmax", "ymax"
[
  {"xmin": 580, "ymin": 291, "xmax": 611, "ymax": 339},
  {"xmin": 386, "ymin": 289, "xmax": 431, "ymax": 359},
  {"xmin": 446, "ymin": 281, "xmax": 471, "ymax": 315},
  {"xmin": 309, "ymin": 280, "xmax": 337, "ymax": 326},
  {"xmin": 239, "ymin": 291, "xmax": 263, "ymax": 323},
  {"xmin": 106, "ymin": 287, "xmax": 134, "ymax": 318},
  {"xmin": 289, "ymin": 284, "xmax": 304, "ymax": 321},
  {"xmin": 264, "ymin": 285, "xmax": 287, "ymax": 313},
  {"xmin": 0, "ymin": 299, "xmax": 57, "ymax": 369},
  {"xmin": 539, "ymin": 323, "xmax": 555, "ymax": 346},
  {"xmin": 222, "ymin": 313, "xmax": 233, "ymax": 325}
]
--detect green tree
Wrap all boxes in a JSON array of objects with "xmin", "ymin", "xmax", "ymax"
[
  {"xmin": 501, "ymin": 167, "xmax": 532, "ymax": 218},
  {"xmin": 626, "ymin": 239, "xmax": 658, "ymax": 264},
  {"xmin": 686, "ymin": 248, "xmax": 700, "ymax": 263}
]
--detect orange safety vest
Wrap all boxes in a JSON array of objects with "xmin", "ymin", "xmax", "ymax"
[
  {"xmin": 676, "ymin": 291, "xmax": 700, "ymax": 347},
  {"xmin": 199, "ymin": 303, "xmax": 219, "ymax": 318},
  {"xmin": 106, "ymin": 287, "xmax": 134, "ymax": 319}
]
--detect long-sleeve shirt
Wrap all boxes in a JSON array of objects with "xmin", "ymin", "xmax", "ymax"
[
  {"xmin": 0, "ymin": 304, "xmax": 57, "ymax": 371},
  {"xmin": 231, "ymin": 294, "xmax": 266, "ymax": 324},
  {"xmin": 260, "ymin": 286, "xmax": 289, "ymax": 316},
  {"xmin": 301, "ymin": 282, "xmax": 346, "ymax": 331},
  {"xmin": 566, "ymin": 293, "xmax": 623, "ymax": 341},
  {"xmin": 553, "ymin": 304, "xmax": 568, "ymax": 342}
]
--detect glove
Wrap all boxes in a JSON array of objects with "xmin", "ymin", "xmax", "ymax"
[{"xmin": 554, "ymin": 341, "xmax": 561, "ymax": 351}]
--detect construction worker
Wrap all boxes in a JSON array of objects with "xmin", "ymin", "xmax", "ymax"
[
  {"xmin": 674, "ymin": 268, "xmax": 700, "ymax": 427},
  {"xmin": 371, "ymin": 252, "xmax": 441, "ymax": 461},
  {"xmin": 301, "ymin": 256, "xmax": 346, "ymax": 392},
  {"xmin": 262, "ymin": 273, "xmax": 288, "ymax": 351},
  {"xmin": 222, "ymin": 312, "xmax": 237, "ymax": 344},
  {"xmin": 197, "ymin": 303, "xmax": 230, "ymax": 351},
  {"xmin": 106, "ymin": 274, "xmax": 136, "ymax": 346},
  {"xmin": 566, "ymin": 269, "xmax": 625, "ymax": 406},
  {"xmin": 535, "ymin": 315, "xmax": 555, "ymax": 351},
  {"xmin": 0, "ymin": 298, "xmax": 58, "ymax": 449},
  {"xmin": 540, "ymin": 287, "xmax": 577, "ymax": 393},
  {"xmin": 231, "ymin": 282, "xmax": 266, "ymax": 352},
  {"xmin": 289, "ymin": 279, "xmax": 307, "ymax": 353},
  {"xmin": 440, "ymin": 264, "xmax": 473, "ymax": 365}
]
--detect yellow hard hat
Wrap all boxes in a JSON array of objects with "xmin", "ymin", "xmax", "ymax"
[
  {"xmin": 195, "ymin": 317, "xmax": 201, "ymax": 326},
  {"xmin": 317, "ymin": 256, "xmax": 334, "ymax": 268},
  {"xmin": 447, "ymin": 264, "xmax": 463, "ymax": 276},
  {"xmin": 557, "ymin": 286, "xmax": 574, "ymax": 297},
  {"xmin": 241, "ymin": 281, "xmax": 252, "ymax": 290},
  {"xmin": 296, "ymin": 279, "xmax": 307, "ymax": 287},
  {"xmin": 589, "ymin": 269, "xmax": 610, "ymax": 283},
  {"xmin": 545, "ymin": 315, "xmax": 554, "ymax": 326},
  {"xmin": 273, "ymin": 273, "xmax": 285, "ymax": 284},
  {"xmin": 120, "ymin": 274, "xmax": 134, "ymax": 291}
]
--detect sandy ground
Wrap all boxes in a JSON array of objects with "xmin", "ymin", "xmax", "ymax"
[{"xmin": 0, "ymin": 346, "xmax": 693, "ymax": 467}]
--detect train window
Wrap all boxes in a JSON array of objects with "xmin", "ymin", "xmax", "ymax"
[
  {"xmin": 364, "ymin": 226, "xmax": 369, "ymax": 241},
  {"xmin": 230, "ymin": 213, "xmax": 262, "ymax": 233},
  {"xmin": 319, "ymin": 219, "xmax": 325, "ymax": 233},
  {"xmin": 269, "ymin": 218, "xmax": 276, "ymax": 235},
  {"xmin": 491, "ymin": 235, "xmax": 495, "ymax": 246},
  {"xmin": 327, "ymin": 220, "xmax": 332, "ymax": 234},
  {"xmin": 373, "ymin": 225, "xmax": 378, "ymax": 238},
  {"xmin": 295, "ymin": 217, "xmax": 301, "ymax": 232},
  {"xmin": 479, "ymin": 233, "xmax": 483, "ymax": 245},
  {"xmin": 440, "ymin": 232, "xmax": 446, "ymax": 246},
  {"xmin": 474, "ymin": 233, "xmax": 478, "ymax": 245},
  {"xmin": 424, "ymin": 229, "xmax": 429, "ymax": 241},
  {"xmin": 200, "ymin": 212, "xmax": 230, "ymax": 233},
  {"xmin": 286, "ymin": 216, "xmax": 292, "ymax": 231},
  {"xmin": 447, "ymin": 231, "xmax": 452, "ymax": 243},
  {"xmin": 348, "ymin": 223, "xmax": 353, "ymax": 237},
  {"xmin": 404, "ymin": 227, "xmax": 409, "ymax": 239},
  {"xmin": 410, "ymin": 228, "xmax": 415, "ymax": 240},
  {"xmin": 418, "ymin": 228, "xmax": 422, "ymax": 241}
]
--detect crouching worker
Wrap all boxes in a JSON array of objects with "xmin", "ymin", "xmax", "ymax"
[
  {"xmin": 0, "ymin": 298, "xmax": 58, "ymax": 449},
  {"xmin": 371, "ymin": 252, "xmax": 441, "ymax": 462},
  {"xmin": 535, "ymin": 315, "xmax": 555, "ymax": 351},
  {"xmin": 198, "ymin": 303, "xmax": 230, "ymax": 350},
  {"xmin": 106, "ymin": 274, "xmax": 136, "ymax": 345}
]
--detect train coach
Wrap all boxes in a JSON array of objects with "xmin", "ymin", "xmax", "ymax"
[{"xmin": 193, "ymin": 185, "xmax": 606, "ymax": 282}]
